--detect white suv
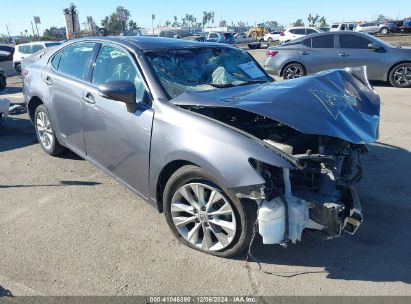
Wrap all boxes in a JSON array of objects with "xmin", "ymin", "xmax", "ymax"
[
  {"xmin": 13, "ymin": 41, "xmax": 61, "ymax": 75},
  {"xmin": 330, "ymin": 23, "xmax": 357, "ymax": 32},
  {"xmin": 279, "ymin": 27, "xmax": 321, "ymax": 43}
]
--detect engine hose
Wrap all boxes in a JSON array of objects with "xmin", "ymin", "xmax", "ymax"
[{"xmin": 279, "ymin": 194, "xmax": 289, "ymax": 242}]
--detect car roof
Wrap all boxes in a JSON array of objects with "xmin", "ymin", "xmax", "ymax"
[
  {"xmin": 287, "ymin": 27, "xmax": 318, "ymax": 30},
  {"xmin": 68, "ymin": 36, "xmax": 223, "ymax": 51},
  {"xmin": 18, "ymin": 41, "xmax": 60, "ymax": 46}
]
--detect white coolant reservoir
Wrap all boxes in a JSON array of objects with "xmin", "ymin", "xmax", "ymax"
[
  {"xmin": 287, "ymin": 196, "xmax": 308, "ymax": 243},
  {"xmin": 258, "ymin": 197, "xmax": 285, "ymax": 244}
]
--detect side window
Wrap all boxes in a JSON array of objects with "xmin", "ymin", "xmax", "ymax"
[
  {"xmin": 92, "ymin": 45, "xmax": 146, "ymax": 103},
  {"xmin": 294, "ymin": 29, "xmax": 305, "ymax": 35},
  {"xmin": 302, "ymin": 38, "xmax": 311, "ymax": 47},
  {"xmin": 289, "ymin": 29, "xmax": 295, "ymax": 34},
  {"xmin": 159, "ymin": 31, "xmax": 165, "ymax": 37},
  {"xmin": 340, "ymin": 24, "xmax": 346, "ymax": 30},
  {"xmin": 348, "ymin": 24, "xmax": 355, "ymax": 30},
  {"xmin": 209, "ymin": 33, "xmax": 218, "ymax": 38},
  {"xmin": 51, "ymin": 51, "xmax": 62, "ymax": 69},
  {"xmin": 58, "ymin": 43, "xmax": 95, "ymax": 80},
  {"xmin": 32, "ymin": 44, "xmax": 44, "ymax": 53},
  {"xmin": 311, "ymin": 35, "xmax": 334, "ymax": 48},
  {"xmin": 340, "ymin": 34, "xmax": 371, "ymax": 49},
  {"xmin": 306, "ymin": 29, "xmax": 316, "ymax": 35},
  {"xmin": 18, "ymin": 45, "xmax": 32, "ymax": 54}
]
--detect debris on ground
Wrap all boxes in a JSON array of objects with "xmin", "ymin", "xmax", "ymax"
[
  {"xmin": 0, "ymin": 98, "xmax": 10, "ymax": 126},
  {"xmin": 8, "ymin": 104, "xmax": 27, "ymax": 115}
]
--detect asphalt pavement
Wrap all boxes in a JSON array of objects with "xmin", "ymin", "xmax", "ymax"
[{"xmin": 1, "ymin": 58, "xmax": 411, "ymax": 296}]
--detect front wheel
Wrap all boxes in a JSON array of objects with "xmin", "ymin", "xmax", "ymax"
[
  {"xmin": 163, "ymin": 165, "xmax": 256, "ymax": 257},
  {"xmin": 15, "ymin": 64, "xmax": 22, "ymax": 77},
  {"xmin": 0, "ymin": 75, "xmax": 6, "ymax": 91},
  {"xmin": 283, "ymin": 63, "xmax": 306, "ymax": 80},
  {"xmin": 34, "ymin": 105, "xmax": 67, "ymax": 156},
  {"xmin": 388, "ymin": 63, "xmax": 411, "ymax": 88}
]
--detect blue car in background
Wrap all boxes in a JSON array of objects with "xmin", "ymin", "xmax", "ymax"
[{"xmin": 206, "ymin": 32, "xmax": 235, "ymax": 44}]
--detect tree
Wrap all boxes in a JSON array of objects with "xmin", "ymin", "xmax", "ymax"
[
  {"xmin": 307, "ymin": 14, "xmax": 320, "ymax": 27},
  {"xmin": 319, "ymin": 16, "xmax": 328, "ymax": 28},
  {"xmin": 202, "ymin": 11, "xmax": 215, "ymax": 30},
  {"xmin": 164, "ymin": 20, "xmax": 171, "ymax": 27},
  {"xmin": 128, "ymin": 20, "xmax": 138, "ymax": 30},
  {"xmin": 219, "ymin": 20, "xmax": 227, "ymax": 27},
  {"xmin": 265, "ymin": 20, "xmax": 281, "ymax": 31},
  {"xmin": 293, "ymin": 19, "xmax": 305, "ymax": 27},
  {"xmin": 101, "ymin": 6, "xmax": 131, "ymax": 35},
  {"xmin": 376, "ymin": 14, "xmax": 387, "ymax": 22},
  {"xmin": 172, "ymin": 16, "xmax": 179, "ymax": 27}
]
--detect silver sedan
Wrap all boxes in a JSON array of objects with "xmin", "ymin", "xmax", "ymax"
[{"xmin": 264, "ymin": 31, "xmax": 411, "ymax": 87}]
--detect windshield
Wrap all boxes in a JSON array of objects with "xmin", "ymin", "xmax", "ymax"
[{"xmin": 145, "ymin": 47, "xmax": 272, "ymax": 98}]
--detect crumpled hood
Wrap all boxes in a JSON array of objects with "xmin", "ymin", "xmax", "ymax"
[{"xmin": 171, "ymin": 68, "xmax": 380, "ymax": 144}]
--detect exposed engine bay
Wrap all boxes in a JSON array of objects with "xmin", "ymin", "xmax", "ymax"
[{"xmin": 181, "ymin": 106, "xmax": 365, "ymax": 244}]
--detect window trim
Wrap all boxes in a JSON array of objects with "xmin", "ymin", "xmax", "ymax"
[
  {"xmin": 338, "ymin": 33, "xmax": 372, "ymax": 49},
  {"xmin": 310, "ymin": 34, "xmax": 336, "ymax": 49}
]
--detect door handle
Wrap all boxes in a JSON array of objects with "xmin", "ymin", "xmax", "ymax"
[
  {"xmin": 82, "ymin": 93, "xmax": 95, "ymax": 104},
  {"xmin": 338, "ymin": 52, "xmax": 349, "ymax": 57},
  {"xmin": 44, "ymin": 76, "xmax": 53, "ymax": 86}
]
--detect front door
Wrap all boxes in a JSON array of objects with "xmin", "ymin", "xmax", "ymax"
[
  {"xmin": 81, "ymin": 44, "xmax": 154, "ymax": 197},
  {"xmin": 300, "ymin": 34, "xmax": 337, "ymax": 74},
  {"xmin": 336, "ymin": 33, "xmax": 386, "ymax": 80}
]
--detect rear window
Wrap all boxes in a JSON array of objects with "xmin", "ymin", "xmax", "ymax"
[
  {"xmin": 56, "ymin": 42, "xmax": 95, "ymax": 80},
  {"xmin": 18, "ymin": 45, "xmax": 32, "ymax": 54},
  {"xmin": 32, "ymin": 45, "xmax": 44, "ymax": 53},
  {"xmin": 311, "ymin": 35, "xmax": 334, "ymax": 48}
]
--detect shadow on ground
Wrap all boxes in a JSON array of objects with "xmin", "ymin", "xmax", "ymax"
[
  {"xmin": 0, "ymin": 285, "xmax": 13, "ymax": 297},
  {"xmin": 246, "ymin": 142, "xmax": 411, "ymax": 284},
  {"xmin": 0, "ymin": 86, "xmax": 22, "ymax": 96}
]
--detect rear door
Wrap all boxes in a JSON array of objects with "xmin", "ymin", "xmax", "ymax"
[
  {"xmin": 335, "ymin": 33, "xmax": 386, "ymax": 80},
  {"xmin": 300, "ymin": 34, "xmax": 338, "ymax": 73},
  {"xmin": 81, "ymin": 43, "xmax": 154, "ymax": 196},
  {"xmin": 45, "ymin": 42, "xmax": 96, "ymax": 154}
]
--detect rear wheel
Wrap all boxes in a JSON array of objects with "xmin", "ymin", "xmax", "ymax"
[
  {"xmin": 380, "ymin": 27, "xmax": 389, "ymax": 35},
  {"xmin": 34, "ymin": 105, "xmax": 67, "ymax": 156},
  {"xmin": 15, "ymin": 64, "xmax": 22, "ymax": 77},
  {"xmin": 283, "ymin": 63, "xmax": 306, "ymax": 80},
  {"xmin": 268, "ymin": 37, "xmax": 273, "ymax": 44},
  {"xmin": 389, "ymin": 63, "xmax": 411, "ymax": 88},
  {"xmin": 163, "ymin": 165, "xmax": 256, "ymax": 257}
]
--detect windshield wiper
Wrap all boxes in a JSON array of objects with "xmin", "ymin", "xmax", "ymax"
[{"xmin": 209, "ymin": 80, "xmax": 268, "ymax": 88}]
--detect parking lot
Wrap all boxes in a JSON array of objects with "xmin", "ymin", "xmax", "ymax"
[{"xmin": 1, "ymin": 51, "xmax": 411, "ymax": 296}]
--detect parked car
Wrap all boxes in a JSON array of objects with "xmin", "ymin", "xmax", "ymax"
[
  {"xmin": 13, "ymin": 41, "xmax": 62, "ymax": 75},
  {"xmin": 23, "ymin": 36, "xmax": 380, "ymax": 257},
  {"xmin": 233, "ymin": 32, "xmax": 255, "ymax": 44},
  {"xmin": 0, "ymin": 68, "xmax": 6, "ymax": 91},
  {"xmin": 330, "ymin": 23, "xmax": 357, "ymax": 32},
  {"xmin": 378, "ymin": 22, "xmax": 397, "ymax": 35},
  {"xmin": 264, "ymin": 31, "xmax": 411, "ymax": 87},
  {"xmin": 206, "ymin": 32, "xmax": 235, "ymax": 44},
  {"xmin": 279, "ymin": 27, "xmax": 321, "ymax": 43},
  {"xmin": 399, "ymin": 18, "xmax": 411, "ymax": 33},
  {"xmin": 355, "ymin": 22, "xmax": 379, "ymax": 34},
  {"xmin": 158, "ymin": 30, "xmax": 205, "ymax": 42},
  {"xmin": 0, "ymin": 44, "xmax": 14, "ymax": 76},
  {"xmin": 262, "ymin": 31, "xmax": 282, "ymax": 43}
]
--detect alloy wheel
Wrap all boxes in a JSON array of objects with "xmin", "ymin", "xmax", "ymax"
[
  {"xmin": 36, "ymin": 111, "xmax": 54, "ymax": 150},
  {"xmin": 393, "ymin": 66, "xmax": 411, "ymax": 86},
  {"xmin": 284, "ymin": 65, "xmax": 304, "ymax": 79},
  {"xmin": 171, "ymin": 182, "xmax": 237, "ymax": 251}
]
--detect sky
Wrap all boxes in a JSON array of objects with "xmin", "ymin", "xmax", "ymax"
[{"xmin": 0, "ymin": 0, "xmax": 409, "ymax": 36}]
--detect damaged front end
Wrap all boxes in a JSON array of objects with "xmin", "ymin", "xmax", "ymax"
[{"xmin": 173, "ymin": 67, "xmax": 380, "ymax": 246}]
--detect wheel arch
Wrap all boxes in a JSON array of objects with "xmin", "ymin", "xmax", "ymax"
[
  {"xmin": 280, "ymin": 61, "xmax": 307, "ymax": 77},
  {"xmin": 27, "ymin": 96, "xmax": 44, "ymax": 122},
  {"xmin": 155, "ymin": 160, "xmax": 197, "ymax": 213},
  {"xmin": 387, "ymin": 60, "xmax": 411, "ymax": 82}
]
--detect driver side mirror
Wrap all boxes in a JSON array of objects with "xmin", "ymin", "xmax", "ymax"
[
  {"xmin": 98, "ymin": 80, "xmax": 137, "ymax": 113},
  {"xmin": 368, "ymin": 42, "xmax": 382, "ymax": 51},
  {"xmin": 173, "ymin": 35, "xmax": 181, "ymax": 39}
]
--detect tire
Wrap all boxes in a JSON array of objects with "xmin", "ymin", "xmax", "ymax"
[
  {"xmin": 0, "ymin": 75, "xmax": 6, "ymax": 91},
  {"xmin": 15, "ymin": 64, "xmax": 22, "ymax": 77},
  {"xmin": 282, "ymin": 62, "xmax": 306, "ymax": 80},
  {"xmin": 163, "ymin": 165, "xmax": 256, "ymax": 258},
  {"xmin": 380, "ymin": 27, "xmax": 389, "ymax": 35},
  {"xmin": 34, "ymin": 105, "xmax": 67, "ymax": 156},
  {"xmin": 388, "ymin": 63, "xmax": 411, "ymax": 88}
]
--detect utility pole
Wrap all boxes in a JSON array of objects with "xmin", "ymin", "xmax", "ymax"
[
  {"xmin": 152, "ymin": 14, "xmax": 155, "ymax": 34},
  {"xmin": 5, "ymin": 23, "xmax": 11, "ymax": 41}
]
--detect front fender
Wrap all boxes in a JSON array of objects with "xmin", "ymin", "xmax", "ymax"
[{"xmin": 149, "ymin": 102, "xmax": 295, "ymax": 199}]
